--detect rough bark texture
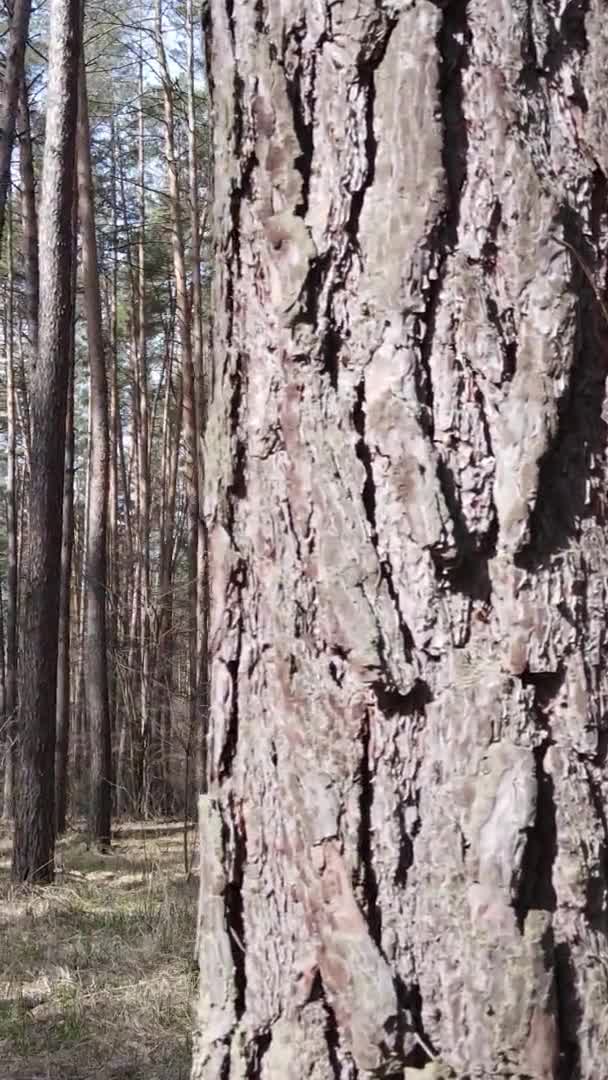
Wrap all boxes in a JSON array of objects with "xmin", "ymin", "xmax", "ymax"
[
  {"xmin": 12, "ymin": 0, "xmax": 80, "ymax": 883},
  {"xmin": 194, "ymin": 3, "xmax": 608, "ymax": 1079},
  {"xmin": 0, "ymin": 0, "xmax": 31, "ymax": 251}
]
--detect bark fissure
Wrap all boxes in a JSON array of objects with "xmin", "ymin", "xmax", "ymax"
[
  {"xmin": 253, "ymin": 0, "xmax": 266, "ymax": 35},
  {"xmin": 228, "ymin": 354, "xmax": 247, "ymax": 515},
  {"xmin": 217, "ymin": 560, "xmax": 246, "ymax": 783},
  {"xmin": 224, "ymin": 800, "xmax": 247, "ymax": 1020},
  {"xmin": 515, "ymin": 741, "xmax": 557, "ymax": 927},
  {"xmin": 321, "ymin": 989, "xmax": 343, "ymax": 1080},
  {"xmin": 480, "ymin": 202, "xmax": 519, "ymax": 384},
  {"xmin": 353, "ymin": 378, "xmax": 376, "ymax": 538},
  {"xmin": 225, "ymin": 151, "xmax": 257, "ymax": 356},
  {"xmin": 394, "ymin": 802, "xmax": 414, "ymax": 889},
  {"xmin": 379, "ymin": 556, "xmax": 416, "ymax": 659},
  {"xmin": 357, "ymin": 710, "xmax": 382, "ymax": 949},
  {"xmin": 515, "ymin": 670, "xmax": 563, "ymax": 927},
  {"xmin": 485, "ymin": 296, "xmax": 518, "ymax": 384},
  {"xmin": 245, "ymin": 1031, "xmax": 272, "ymax": 1079},
  {"xmin": 281, "ymin": 20, "xmax": 315, "ymax": 218},
  {"xmin": 396, "ymin": 977, "xmax": 437, "ymax": 1070},
  {"xmin": 543, "ymin": 0, "xmax": 590, "ymax": 80},
  {"xmin": 418, "ymin": 3, "xmax": 471, "ymax": 428},
  {"xmin": 554, "ymin": 943, "xmax": 581, "ymax": 1080},
  {"xmin": 225, "ymin": 0, "xmax": 235, "ymax": 46},
  {"xmin": 353, "ymin": 378, "xmax": 416, "ymax": 666},
  {"xmin": 346, "ymin": 14, "xmax": 397, "ymax": 253}
]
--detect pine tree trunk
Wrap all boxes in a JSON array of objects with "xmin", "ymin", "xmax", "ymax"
[
  {"xmin": 156, "ymin": 335, "xmax": 182, "ymax": 812},
  {"xmin": 77, "ymin": 52, "xmax": 112, "ymax": 850},
  {"xmin": 12, "ymin": 0, "xmax": 80, "ymax": 883},
  {"xmin": 136, "ymin": 49, "xmax": 153, "ymax": 813},
  {"xmin": 0, "ymin": 579, "xmax": 7, "ymax": 804},
  {"xmin": 108, "ymin": 114, "xmax": 120, "ymax": 789},
  {"xmin": 193, "ymin": 3, "xmax": 608, "ymax": 1078},
  {"xmin": 18, "ymin": 74, "xmax": 39, "ymax": 368},
  {"xmin": 72, "ymin": 417, "xmax": 90, "ymax": 795},
  {"xmin": 186, "ymin": 0, "xmax": 209, "ymax": 791},
  {"xmin": 55, "ymin": 353, "xmax": 75, "ymax": 835},
  {"xmin": 0, "ymin": 0, "xmax": 31, "ymax": 250},
  {"xmin": 2, "ymin": 198, "xmax": 18, "ymax": 821}
]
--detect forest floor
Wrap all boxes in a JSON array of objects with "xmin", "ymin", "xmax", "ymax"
[{"xmin": 0, "ymin": 822, "xmax": 198, "ymax": 1079}]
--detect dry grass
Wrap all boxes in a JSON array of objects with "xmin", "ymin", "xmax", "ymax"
[{"xmin": 0, "ymin": 822, "xmax": 198, "ymax": 1080}]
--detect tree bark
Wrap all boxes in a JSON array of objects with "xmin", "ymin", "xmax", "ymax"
[
  {"xmin": 72, "ymin": 394, "xmax": 90, "ymax": 793},
  {"xmin": 18, "ymin": 74, "xmax": 40, "ymax": 369},
  {"xmin": 155, "ymin": 329, "xmax": 181, "ymax": 812},
  {"xmin": 77, "ymin": 51, "xmax": 112, "ymax": 851},
  {"xmin": 193, "ymin": 3, "xmax": 608, "ymax": 1078},
  {"xmin": 0, "ymin": 578, "xmax": 7, "ymax": 809},
  {"xmin": 55, "ymin": 351, "xmax": 75, "ymax": 835},
  {"xmin": 0, "ymin": 0, "xmax": 31, "ymax": 251},
  {"xmin": 2, "ymin": 196, "xmax": 17, "ymax": 821},
  {"xmin": 12, "ymin": 0, "xmax": 80, "ymax": 883},
  {"xmin": 108, "ymin": 113, "xmax": 120, "ymax": 801}
]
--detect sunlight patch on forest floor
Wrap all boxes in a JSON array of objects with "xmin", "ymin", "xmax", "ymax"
[{"xmin": 0, "ymin": 823, "xmax": 198, "ymax": 1079}]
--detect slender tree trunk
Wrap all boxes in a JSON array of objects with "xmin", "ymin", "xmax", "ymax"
[
  {"xmin": 0, "ymin": 578, "xmax": 7, "ymax": 806},
  {"xmin": 123, "ymin": 554, "xmax": 142, "ymax": 811},
  {"xmin": 0, "ymin": 0, "xmax": 32, "ymax": 250},
  {"xmin": 108, "ymin": 113, "xmax": 120, "ymax": 801},
  {"xmin": 72, "ymin": 433, "xmax": 89, "ymax": 791},
  {"xmin": 12, "ymin": 0, "xmax": 80, "ymax": 883},
  {"xmin": 186, "ymin": 0, "xmax": 204, "ymax": 433},
  {"xmin": 194, "ymin": 4, "xmax": 608, "ymax": 1078},
  {"xmin": 186, "ymin": 0, "xmax": 209, "ymax": 793},
  {"xmin": 15, "ymin": 336, "xmax": 32, "ymax": 472},
  {"xmin": 156, "ymin": 338, "xmax": 182, "ymax": 812},
  {"xmin": 2, "ymin": 199, "xmax": 17, "ymax": 820},
  {"xmin": 136, "ymin": 50, "xmax": 152, "ymax": 812},
  {"xmin": 18, "ymin": 74, "xmax": 40, "ymax": 367},
  {"xmin": 55, "ymin": 349, "xmax": 75, "ymax": 836},
  {"xmin": 77, "ymin": 51, "xmax": 112, "ymax": 851}
]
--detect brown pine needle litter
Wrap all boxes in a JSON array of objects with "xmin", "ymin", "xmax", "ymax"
[{"xmin": 0, "ymin": 822, "xmax": 198, "ymax": 1080}]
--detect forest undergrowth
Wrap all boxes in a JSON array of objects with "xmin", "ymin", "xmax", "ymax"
[{"xmin": 0, "ymin": 823, "xmax": 197, "ymax": 1079}]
